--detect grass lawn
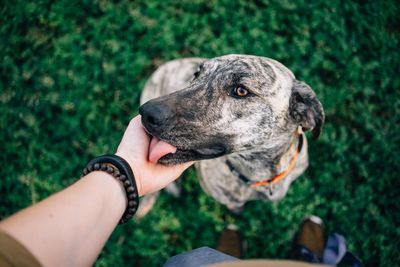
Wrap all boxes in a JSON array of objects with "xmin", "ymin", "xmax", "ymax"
[{"xmin": 1, "ymin": 0, "xmax": 399, "ymax": 266}]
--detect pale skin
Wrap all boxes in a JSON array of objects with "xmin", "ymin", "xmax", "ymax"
[{"xmin": 0, "ymin": 115, "xmax": 193, "ymax": 267}]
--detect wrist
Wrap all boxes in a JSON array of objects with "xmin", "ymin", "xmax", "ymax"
[
  {"xmin": 81, "ymin": 154, "xmax": 140, "ymax": 223},
  {"xmin": 83, "ymin": 171, "xmax": 127, "ymax": 217},
  {"xmin": 114, "ymin": 152, "xmax": 144, "ymax": 197}
]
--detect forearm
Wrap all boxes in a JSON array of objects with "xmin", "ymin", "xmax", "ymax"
[
  {"xmin": 0, "ymin": 116, "xmax": 192, "ymax": 267},
  {"xmin": 0, "ymin": 172, "xmax": 126, "ymax": 267}
]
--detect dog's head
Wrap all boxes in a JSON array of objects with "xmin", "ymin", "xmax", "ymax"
[{"xmin": 140, "ymin": 55, "xmax": 324, "ymax": 164}]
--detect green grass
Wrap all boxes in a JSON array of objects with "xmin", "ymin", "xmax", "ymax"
[{"xmin": 1, "ymin": 0, "xmax": 399, "ymax": 266}]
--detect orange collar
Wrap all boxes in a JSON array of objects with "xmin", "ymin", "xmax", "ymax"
[{"xmin": 226, "ymin": 127, "xmax": 304, "ymax": 188}]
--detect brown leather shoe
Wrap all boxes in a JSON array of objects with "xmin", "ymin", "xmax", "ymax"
[
  {"xmin": 291, "ymin": 216, "xmax": 326, "ymax": 263},
  {"xmin": 216, "ymin": 224, "xmax": 244, "ymax": 258}
]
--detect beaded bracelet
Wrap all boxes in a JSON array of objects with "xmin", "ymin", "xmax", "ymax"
[{"xmin": 81, "ymin": 154, "xmax": 139, "ymax": 224}]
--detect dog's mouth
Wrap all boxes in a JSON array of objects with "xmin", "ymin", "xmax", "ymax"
[
  {"xmin": 147, "ymin": 135, "xmax": 226, "ymax": 165},
  {"xmin": 148, "ymin": 136, "xmax": 177, "ymax": 163},
  {"xmin": 140, "ymin": 114, "xmax": 227, "ymax": 164}
]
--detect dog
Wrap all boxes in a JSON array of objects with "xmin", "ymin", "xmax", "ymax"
[{"xmin": 137, "ymin": 54, "xmax": 324, "ymax": 216}]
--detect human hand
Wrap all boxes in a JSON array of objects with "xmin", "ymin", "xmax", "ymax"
[{"xmin": 116, "ymin": 115, "xmax": 193, "ymax": 196}]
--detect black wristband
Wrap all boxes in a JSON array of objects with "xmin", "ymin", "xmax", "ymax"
[{"xmin": 81, "ymin": 154, "xmax": 139, "ymax": 224}]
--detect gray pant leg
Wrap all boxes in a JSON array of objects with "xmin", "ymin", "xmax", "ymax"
[{"xmin": 163, "ymin": 247, "xmax": 240, "ymax": 267}]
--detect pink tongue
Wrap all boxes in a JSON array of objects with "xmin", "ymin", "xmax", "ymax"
[{"xmin": 149, "ymin": 136, "xmax": 177, "ymax": 163}]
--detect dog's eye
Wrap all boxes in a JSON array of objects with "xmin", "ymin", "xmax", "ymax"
[{"xmin": 233, "ymin": 86, "xmax": 249, "ymax": 97}]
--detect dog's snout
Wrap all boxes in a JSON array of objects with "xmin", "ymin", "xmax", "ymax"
[{"xmin": 139, "ymin": 101, "xmax": 173, "ymax": 129}]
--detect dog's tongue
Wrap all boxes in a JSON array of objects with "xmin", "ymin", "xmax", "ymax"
[{"xmin": 149, "ymin": 136, "xmax": 177, "ymax": 163}]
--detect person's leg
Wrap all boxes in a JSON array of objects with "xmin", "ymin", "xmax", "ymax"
[
  {"xmin": 163, "ymin": 247, "xmax": 240, "ymax": 267},
  {"xmin": 291, "ymin": 215, "xmax": 326, "ymax": 263},
  {"xmin": 216, "ymin": 224, "xmax": 244, "ymax": 258}
]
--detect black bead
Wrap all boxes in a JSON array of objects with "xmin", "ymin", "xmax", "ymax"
[
  {"xmin": 124, "ymin": 180, "xmax": 131, "ymax": 187},
  {"xmin": 119, "ymin": 175, "xmax": 126, "ymax": 181},
  {"xmin": 127, "ymin": 186, "xmax": 135, "ymax": 193},
  {"xmin": 88, "ymin": 164, "xmax": 94, "ymax": 172},
  {"xmin": 128, "ymin": 193, "xmax": 137, "ymax": 200},
  {"xmin": 101, "ymin": 164, "xmax": 108, "ymax": 171},
  {"xmin": 83, "ymin": 168, "xmax": 88, "ymax": 175},
  {"xmin": 106, "ymin": 166, "xmax": 114, "ymax": 174},
  {"xmin": 94, "ymin": 163, "xmax": 100, "ymax": 170}
]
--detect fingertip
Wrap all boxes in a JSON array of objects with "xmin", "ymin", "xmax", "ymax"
[{"xmin": 129, "ymin": 115, "xmax": 141, "ymax": 126}]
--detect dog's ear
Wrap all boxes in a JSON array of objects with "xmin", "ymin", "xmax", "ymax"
[{"xmin": 289, "ymin": 80, "xmax": 325, "ymax": 139}]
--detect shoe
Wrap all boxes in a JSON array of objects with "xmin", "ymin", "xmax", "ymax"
[
  {"xmin": 216, "ymin": 224, "xmax": 244, "ymax": 258},
  {"xmin": 291, "ymin": 215, "xmax": 326, "ymax": 263}
]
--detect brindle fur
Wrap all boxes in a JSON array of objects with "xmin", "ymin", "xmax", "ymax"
[{"xmin": 137, "ymin": 55, "xmax": 324, "ymax": 215}]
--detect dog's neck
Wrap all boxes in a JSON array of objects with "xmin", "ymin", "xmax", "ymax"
[{"xmin": 225, "ymin": 131, "xmax": 300, "ymax": 182}]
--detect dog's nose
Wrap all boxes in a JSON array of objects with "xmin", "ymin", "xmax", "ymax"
[{"xmin": 139, "ymin": 101, "xmax": 172, "ymax": 129}]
